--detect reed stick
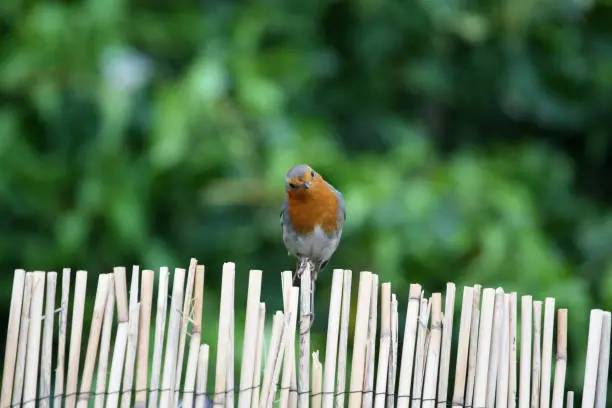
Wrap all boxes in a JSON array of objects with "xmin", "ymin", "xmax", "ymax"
[
  {"xmin": 496, "ymin": 294, "xmax": 510, "ymax": 408},
  {"xmin": 175, "ymin": 258, "xmax": 198, "ymax": 408},
  {"xmin": 65, "ymin": 270, "xmax": 88, "ymax": 408},
  {"xmin": 531, "ymin": 301, "xmax": 543, "ymax": 408},
  {"xmin": 397, "ymin": 284, "xmax": 422, "ymax": 408},
  {"xmin": 411, "ymin": 295, "xmax": 430, "ymax": 408},
  {"xmin": 280, "ymin": 270, "xmax": 294, "ymax": 407},
  {"xmin": 322, "ymin": 269, "xmax": 344, "ymax": 408},
  {"xmin": 509, "ymin": 292, "xmax": 518, "ymax": 408},
  {"xmin": 387, "ymin": 294, "xmax": 399, "ymax": 408},
  {"xmin": 182, "ymin": 265, "xmax": 206, "ymax": 408},
  {"xmin": 486, "ymin": 288, "xmax": 505, "ymax": 406},
  {"xmin": 280, "ymin": 287, "xmax": 300, "ymax": 408},
  {"xmin": 55, "ymin": 268, "xmax": 71, "ymax": 408},
  {"xmin": 465, "ymin": 285, "xmax": 481, "ymax": 408},
  {"xmin": 135, "ymin": 269, "xmax": 155, "ymax": 408},
  {"xmin": 374, "ymin": 283, "xmax": 391, "ymax": 408},
  {"xmin": 260, "ymin": 311, "xmax": 285, "ymax": 408},
  {"xmin": 12, "ymin": 272, "xmax": 32, "ymax": 406},
  {"xmin": 581, "ymin": 309, "xmax": 604, "ymax": 408},
  {"xmin": 195, "ymin": 345, "xmax": 210, "ymax": 408},
  {"xmin": 566, "ymin": 391, "xmax": 573, "ymax": 408},
  {"xmin": 437, "ymin": 283, "xmax": 455, "ymax": 408},
  {"xmin": 238, "ymin": 269, "xmax": 263, "ymax": 408},
  {"xmin": 159, "ymin": 268, "xmax": 187, "ymax": 408},
  {"xmin": 540, "ymin": 298, "xmax": 555, "ymax": 408},
  {"xmin": 39, "ymin": 271, "xmax": 57, "ymax": 408},
  {"xmin": 594, "ymin": 311, "xmax": 610, "ymax": 408},
  {"xmin": 251, "ymin": 303, "xmax": 266, "ymax": 408},
  {"xmin": 298, "ymin": 260, "xmax": 314, "ymax": 408},
  {"xmin": 519, "ymin": 296, "xmax": 533, "ymax": 408},
  {"xmin": 148, "ymin": 266, "xmax": 170, "ymax": 408},
  {"xmin": 348, "ymin": 271, "xmax": 373, "ymax": 408},
  {"xmin": 0, "ymin": 269, "xmax": 26, "ymax": 407},
  {"xmin": 95, "ymin": 274, "xmax": 116, "ymax": 408},
  {"xmin": 121, "ymin": 267, "xmax": 141, "ymax": 408},
  {"xmin": 551, "ymin": 309, "xmax": 567, "ymax": 408},
  {"xmin": 107, "ymin": 267, "xmax": 130, "ymax": 408},
  {"xmin": 423, "ymin": 293, "xmax": 443, "ymax": 408},
  {"xmin": 78, "ymin": 274, "xmax": 111, "ymax": 408},
  {"xmin": 451, "ymin": 286, "xmax": 474, "ymax": 408},
  {"xmin": 312, "ymin": 351, "xmax": 323, "ymax": 408},
  {"xmin": 335, "ymin": 270, "xmax": 352, "ymax": 408},
  {"xmin": 23, "ymin": 271, "xmax": 46, "ymax": 408},
  {"xmin": 472, "ymin": 288, "xmax": 495, "ymax": 408},
  {"xmin": 363, "ymin": 274, "xmax": 379, "ymax": 408},
  {"xmin": 213, "ymin": 263, "xmax": 235, "ymax": 408}
]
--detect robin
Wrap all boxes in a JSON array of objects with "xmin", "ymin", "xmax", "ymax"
[{"xmin": 280, "ymin": 164, "xmax": 346, "ymax": 327}]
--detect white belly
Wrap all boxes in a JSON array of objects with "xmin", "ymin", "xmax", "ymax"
[{"xmin": 283, "ymin": 224, "xmax": 341, "ymax": 264}]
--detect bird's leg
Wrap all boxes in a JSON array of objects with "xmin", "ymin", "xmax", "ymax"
[{"xmin": 300, "ymin": 271, "xmax": 317, "ymax": 335}]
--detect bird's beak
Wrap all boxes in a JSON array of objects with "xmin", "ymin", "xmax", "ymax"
[{"xmin": 304, "ymin": 181, "xmax": 311, "ymax": 189}]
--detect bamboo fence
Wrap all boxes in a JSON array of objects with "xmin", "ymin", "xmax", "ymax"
[{"xmin": 0, "ymin": 259, "xmax": 609, "ymax": 408}]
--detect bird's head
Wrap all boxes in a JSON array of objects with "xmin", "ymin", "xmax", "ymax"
[{"xmin": 285, "ymin": 164, "xmax": 319, "ymax": 192}]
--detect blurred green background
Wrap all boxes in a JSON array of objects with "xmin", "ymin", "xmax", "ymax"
[{"xmin": 1, "ymin": 0, "xmax": 611, "ymax": 402}]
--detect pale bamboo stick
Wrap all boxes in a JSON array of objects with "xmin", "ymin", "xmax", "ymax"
[
  {"xmin": 280, "ymin": 286, "xmax": 300, "ymax": 408},
  {"xmin": 175, "ymin": 258, "xmax": 198, "ymax": 408},
  {"xmin": 213, "ymin": 263, "xmax": 235, "ymax": 408},
  {"xmin": 298, "ymin": 260, "xmax": 314, "ymax": 408},
  {"xmin": 423, "ymin": 293, "xmax": 443, "ymax": 408},
  {"xmin": 387, "ymin": 294, "xmax": 399, "ymax": 408},
  {"xmin": 451, "ymin": 286, "xmax": 474, "ymax": 408},
  {"xmin": 238, "ymin": 270, "xmax": 263, "ymax": 408},
  {"xmin": 0, "ymin": 269, "xmax": 26, "ymax": 407},
  {"xmin": 473, "ymin": 288, "xmax": 495, "ymax": 408},
  {"xmin": 182, "ymin": 265, "xmax": 206, "ymax": 408},
  {"xmin": 496, "ymin": 294, "xmax": 511, "ymax": 408},
  {"xmin": 260, "ymin": 311, "xmax": 285, "ymax": 408},
  {"xmin": 12, "ymin": 272, "xmax": 33, "ymax": 406},
  {"xmin": 39, "ymin": 271, "xmax": 57, "ymax": 408},
  {"xmin": 121, "ymin": 267, "xmax": 141, "ymax": 408},
  {"xmin": 106, "ymin": 266, "xmax": 130, "ymax": 408},
  {"xmin": 54, "ymin": 268, "xmax": 71, "ymax": 408},
  {"xmin": 594, "ymin": 311, "xmax": 610, "ymax": 408},
  {"xmin": 550, "ymin": 309, "xmax": 567, "ymax": 408},
  {"xmin": 23, "ymin": 271, "xmax": 46, "ymax": 408},
  {"xmin": 134, "ymin": 269, "xmax": 155, "ymax": 408},
  {"xmin": 509, "ymin": 293, "xmax": 518, "ymax": 408},
  {"xmin": 312, "ymin": 351, "xmax": 323, "ymax": 408},
  {"xmin": 540, "ymin": 298, "xmax": 555, "ymax": 408},
  {"xmin": 78, "ymin": 274, "xmax": 111, "ymax": 408},
  {"xmin": 531, "ymin": 301, "xmax": 543, "ymax": 408},
  {"xmin": 335, "ymin": 270, "xmax": 352, "ymax": 408},
  {"xmin": 148, "ymin": 266, "xmax": 170, "ymax": 408},
  {"xmin": 195, "ymin": 345, "xmax": 210, "ymax": 408},
  {"xmin": 251, "ymin": 303, "xmax": 266, "ymax": 408},
  {"xmin": 486, "ymin": 288, "xmax": 505, "ymax": 406},
  {"xmin": 566, "ymin": 391, "xmax": 573, "ymax": 408},
  {"xmin": 159, "ymin": 268, "xmax": 187, "ymax": 408},
  {"xmin": 322, "ymin": 269, "xmax": 344, "ymax": 408},
  {"xmin": 363, "ymin": 274, "xmax": 379, "ymax": 408},
  {"xmin": 465, "ymin": 285, "xmax": 482, "ymax": 408},
  {"xmin": 519, "ymin": 296, "xmax": 533, "ymax": 408},
  {"xmin": 411, "ymin": 295, "xmax": 430, "ymax": 408},
  {"xmin": 65, "ymin": 270, "xmax": 88, "ymax": 408},
  {"xmin": 374, "ymin": 283, "xmax": 392, "ymax": 408},
  {"xmin": 95, "ymin": 275, "xmax": 116, "ymax": 408},
  {"xmin": 397, "ymin": 284, "xmax": 422, "ymax": 408},
  {"xmin": 437, "ymin": 283, "xmax": 455, "ymax": 408},
  {"xmin": 348, "ymin": 271, "xmax": 373, "ymax": 408},
  {"xmin": 581, "ymin": 309, "xmax": 604, "ymax": 408}
]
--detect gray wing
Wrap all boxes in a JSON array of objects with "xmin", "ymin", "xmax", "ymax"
[{"xmin": 326, "ymin": 180, "xmax": 346, "ymax": 229}]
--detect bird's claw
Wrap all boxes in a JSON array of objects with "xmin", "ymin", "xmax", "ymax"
[{"xmin": 300, "ymin": 312, "xmax": 315, "ymax": 335}]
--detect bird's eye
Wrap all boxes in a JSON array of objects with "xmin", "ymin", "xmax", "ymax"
[
  {"xmin": 310, "ymin": 170, "xmax": 315, "ymax": 177},
  {"xmin": 288, "ymin": 182, "xmax": 297, "ymax": 189}
]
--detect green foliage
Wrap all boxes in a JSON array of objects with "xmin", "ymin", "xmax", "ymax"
[{"xmin": 1, "ymin": 0, "xmax": 611, "ymax": 397}]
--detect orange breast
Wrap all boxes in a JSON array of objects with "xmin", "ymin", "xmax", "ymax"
[{"xmin": 286, "ymin": 180, "xmax": 339, "ymax": 235}]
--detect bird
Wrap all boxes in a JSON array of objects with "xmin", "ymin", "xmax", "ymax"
[{"xmin": 280, "ymin": 164, "xmax": 346, "ymax": 329}]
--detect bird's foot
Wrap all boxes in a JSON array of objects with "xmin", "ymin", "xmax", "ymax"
[{"xmin": 300, "ymin": 312, "xmax": 315, "ymax": 335}]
